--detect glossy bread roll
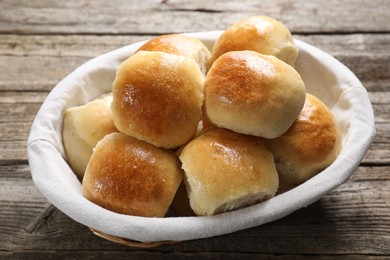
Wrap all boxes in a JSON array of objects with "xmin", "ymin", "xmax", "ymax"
[
  {"xmin": 137, "ymin": 34, "xmax": 211, "ymax": 75},
  {"xmin": 211, "ymin": 16, "xmax": 298, "ymax": 66},
  {"xmin": 179, "ymin": 128, "xmax": 279, "ymax": 216},
  {"xmin": 204, "ymin": 50, "xmax": 306, "ymax": 138},
  {"xmin": 82, "ymin": 132, "xmax": 183, "ymax": 217},
  {"xmin": 62, "ymin": 94, "xmax": 117, "ymax": 178},
  {"xmin": 111, "ymin": 51, "xmax": 204, "ymax": 149},
  {"xmin": 265, "ymin": 93, "xmax": 342, "ymax": 189}
]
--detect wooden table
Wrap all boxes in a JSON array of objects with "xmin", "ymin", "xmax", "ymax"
[{"xmin": 1, "ymin": 1, "xmax": 389, "ymax": 259}]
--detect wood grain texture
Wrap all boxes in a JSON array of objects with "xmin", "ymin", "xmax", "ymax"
[
  {"xmin": 1, "ymin": 0, "xmax": 389, "ymax": 257},
  {"xmin": 0, "ymin": 252, "xmax": 388, "ymax": 260},
  {"xmin": 0, "ymin": 164, "xmax": 388, "ymax": 255},
  {"xmin": 0, "ymin": 0, "xmax": 389, "ymax": 34},
  {"xmin": 1, "ymin": 34, "xmax": 389, "ymax": 92}
]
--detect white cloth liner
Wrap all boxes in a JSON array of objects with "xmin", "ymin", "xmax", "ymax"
[{"xmin": 27, "ymin": 31, "xmax": 375, "ymax": 242}]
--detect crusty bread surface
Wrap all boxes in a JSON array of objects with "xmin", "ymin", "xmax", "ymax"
[
  {"xmin": 179, "ymin": 128, "xmax": 279, "ymax": 216},
  {"xmin": 111, "ymin": 51, "xmax": 204, "ymax": 149},
  {"xmin": 210, "ymin": 16, "xmax": 298, "ymax": 66},
  {"xmin": 265, "ymin": 93, "xmax": 342, "ymax": 189},
  {"xmin": 137, "ymin": 34, "xmax": 211, "ymax": 75},
  {"xmin": 204, "ymin": 50, "xmax": 306, "ymax": 138},
  {"xmin": 82, "ymin": 132, "xmax": 183, "ymax": 217}
]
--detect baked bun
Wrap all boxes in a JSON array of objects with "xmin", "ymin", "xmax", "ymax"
[
  {"xmin": 111, "ymin": 51, "xmax": 204, "ymax": 149},
  {"xmin": 265, "ymin": 93, "xmax": 342, "ymax": 190},
  {"xmin": 82, "ymin": 132, "xmax": 183, "ymax": 217},
  {"xmin": 204, "ymin": 50, "xmax": 306, "ymax": 138},
  {"xmin": 211, "ymin": 16, "xmax": 298, "ymax": 66},
  {"xmin": 137, "ymin": 34, "xmax": 211, "ymax": 75},
  {"xmin": 179, "ymin": 128, "xmax": 279, "ymax": 216},
  {"xmin": 62, "ymin": 94, "xmax": 117, "ymax": 178}
]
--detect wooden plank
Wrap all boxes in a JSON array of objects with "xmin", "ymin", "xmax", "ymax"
[
  {"xmin": 1, "ymin": 34, "xmax": 389, "ymax": 92},
  {"xmin": 0, "ymin": 180, "xmax": 46, "ymax": 203},
  {"xmin": 364, "ymin": 91, "xmax": 390, "ymax": 164},
  {"xmin": 0, "ymin": 92, "xmax": 47, "ymax": 103},
  {"xmin": 0, "ymin": 251, "xmax": 387, "ymax": 260},
  {"xmin": 0, "ymin": 165, "xmax": 388, "ymax": 254},
  {"xmin": 0, "ymin": 164, "xmax": 50, "ymax": 251},
  {"xmin": 0, "ymin": 56, "xmax": 89, "ymax": 92},
  {"xmin": 0, "ymin": 163, "xmax": 31, "ymax": 178},
  {"xmin": 1, "ymin": 0, "xmax": 388, "ymax": 257},
  {"xmin": 2, "ymin": 34, "xmax": 389, "ymax": 58},
  {"xmin": 0, "ymin": 0, "xmax": 389, "ymax": 34},
  {"xmin": 0, "ymin": 35, "xmax": 150, "ymax": 57},
  {"xmin": 0, "ymin": 141, "xmax": 28, "ymax": 162},
  {"xmin": 0, "ymin": 103, "xmax": 41, "ymax": 122},
  {"xmin": 363, "ymin": 122, "xmax": 390, "ymax": 164},
  {"xmin": 0, "ymin": 122, "xmax": 34, "ymax": 142}
]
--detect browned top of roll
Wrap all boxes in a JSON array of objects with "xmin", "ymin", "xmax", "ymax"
[
  {"xmin": 82, "ymin": 132, "xmax": 183, "ymax": 217},
  {"xmin": 179, "ymin": 128, "xmax": 279, "ymax": 216},
  {"xmin": 137, "ymin": 34, "xmax": 211, "ymax": 74},
  {"xmin": 210, "ymin": 16, "xmax": 298, "ymax": 66},
  {"xmin": 285, "ymin": 95, "xmax": 341, "ymax": 162},
  {"xmin": 111, "ymin": 51, "xmax": 204, "ymax": 149},
  {"xmin": 265, "ymin": 93, "xmax": 342, "ymax": 186},
  {"xmin": 204, "ymin": 50, "xmax": 306, "ymax": 138}
]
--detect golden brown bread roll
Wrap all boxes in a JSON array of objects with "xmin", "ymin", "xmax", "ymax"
[
  {"xmin": 111, "ymin": 51, "xmax": 204, "ymax": 149},
  {"xmin": 82, "ymin": 132, "xmax": 183, "ymax": 217},
  {"xmin": 204, "ymin": 50, "xmax": 306, "ymax": 138},
  {"xmin": 210, "ymin": 16, "xmax": 298, "ymax": 66},
  {"xmin": 62, "ymin": 94, "xmax": 117, "ymax": 178},
  {"xmin": 265, "ymin": 93, "xmax": 342, "ymax": 190},
  {"xmin": 179, "ymin": 128, "xmax": 279, "ymax": 216},
  {"xmin": 137, "ymin": 34, "xmax": 211, "ymax": 75}
]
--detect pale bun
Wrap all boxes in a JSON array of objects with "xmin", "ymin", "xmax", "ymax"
[
  {"xmin": 137, "ymin": 34, "xmax": 211, "ymax": 75},
  {"xmin": 211, "ymin": 16, "xmax": 298, "ymax": 66},
  {"xmin": 204, "ymin": 50, "xmax": 306, "ymax": 138},
  {"xmin": 179, "ymin": 128, "xmax": 279, "ymax": 216},
  {"xmin": 82, "ymin": 132, "xmax": 183, "ymax": 217},
  {"xmin": 62, "ymin": 94, "xmax": 117, "ymax": 178},
  {"xmin": 265, "ymin": 93, "xmax": 342, "ymax": 189},
  {"xmin": 111, "ymin": 51, "xmax": 204, "ymax": 149}
]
